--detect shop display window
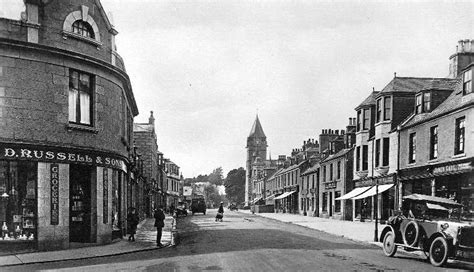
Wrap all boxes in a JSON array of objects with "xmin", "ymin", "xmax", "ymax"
[{"xmin": 0, "ymin": 161, "xmax": 37, "ymax": 244}]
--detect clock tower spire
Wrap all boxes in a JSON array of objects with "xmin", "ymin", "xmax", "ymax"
[{"xmin": 245, "ymin": 115, "xmax": 267, "ymax": 206}]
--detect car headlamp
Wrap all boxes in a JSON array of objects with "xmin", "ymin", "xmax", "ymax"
[{"xmin": 441, "ymin": 223, "xmax": 449, "ymax": 231}]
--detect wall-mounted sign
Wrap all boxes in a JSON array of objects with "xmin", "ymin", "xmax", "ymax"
[
  {"xmin": 103, "ymin": 168, "xmax": 108, "ymax": 224},
  {"xmin": 51, "ymin": 164, "xmax": 59, "ymax": 225},
  {"xmin": 433, "ymin": 162, "xmax": 472, "ymax": 175},
  {"xmin": 0, "ymin": 143, "xmax": 127, "ymax": 172},
  {"xmin": 324, "ymin": 182, "xmax": 337, "ymax": 190}
]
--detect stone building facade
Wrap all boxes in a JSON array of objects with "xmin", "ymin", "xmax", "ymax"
[{"xmin": 0, "ymin": 0, "xmax": 138, "ymax": 251}]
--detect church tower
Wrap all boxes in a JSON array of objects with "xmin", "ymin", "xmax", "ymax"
[{"xmin": 245, "ymin": 115, "xmax": 267, "ymax": 206}]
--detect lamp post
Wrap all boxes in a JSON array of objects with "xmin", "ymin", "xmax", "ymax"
[{"xmin": 374, "ymin": 180, "xmax": 379, "ymax": 242}]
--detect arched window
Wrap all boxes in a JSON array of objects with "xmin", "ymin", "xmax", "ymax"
[{"xmin": 72, "ymin": 20, "xmax": 95, "ymax": 39}]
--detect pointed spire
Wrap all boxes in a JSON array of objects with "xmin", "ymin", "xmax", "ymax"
[
  {"xmin": 149, "ymin": 111, "xmax": 155, "ymax": 125},
  {"xmin": 249, "ymin": 115, "xmax": 266, "ymax": 138}
]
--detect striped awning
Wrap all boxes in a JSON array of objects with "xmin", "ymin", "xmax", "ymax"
[
  {"xmin": 352, "ymin": 184, "xmax": 394, "ymax": 200},
  {"xmin": 274, "ymin": 191, "xmax": 296, "ymax": 200},
  {"xmin": 335, "ymin": 186, "xmax": 371, "ymax": 200}
]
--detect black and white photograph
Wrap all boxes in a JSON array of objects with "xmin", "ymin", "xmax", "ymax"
[{"xmin": 0, "ymin": 0, "xmax": 473, "ymax": 271}]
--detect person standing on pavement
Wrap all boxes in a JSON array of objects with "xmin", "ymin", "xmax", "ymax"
[
  {"xmin": 126, "ymin": 207, "xmax": 139, "ymax": 242},
  {"xmin": 216, "ymin": 202, "xmax": 224, "ymax": 222},
  {"xmin": 154, "ymin": 205, "xmax": 165, "ymax": 247}
]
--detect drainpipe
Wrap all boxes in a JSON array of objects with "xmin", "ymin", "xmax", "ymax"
[{"xmin": 372, "ymin": 139, "xmax": 378, "ymax": 242}]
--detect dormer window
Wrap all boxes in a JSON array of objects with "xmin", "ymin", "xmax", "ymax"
[
  {"xmin": 72, "ymin": 20, "xmax": 95, "ymax": 39},
  {"xmin": 415, "ymin": 92, "xmax": 431, "ymax": 114},
  {"xmin": 463, "ymin": 69, "xmax": 472, "ymax": 95}
]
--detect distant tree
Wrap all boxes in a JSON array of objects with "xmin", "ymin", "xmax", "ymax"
[
  {"xmin": 224, "ymin": 167, "xmax": 245, "ymax": 204},
  {"xmin": 208, "ymin": 167, "xmax": 224, "ymax": 185},
  {"xmin": 203, "ymin": 184, "xmax": 224, "ymax": 208}
]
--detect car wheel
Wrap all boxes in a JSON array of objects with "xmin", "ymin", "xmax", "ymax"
[
  {"xmin": 403, "ymin": 221, "xmax": 419, "ymax": 247},
  {"xmin": 429, "ymin": 236, "xmax": 449, "ymax": 267},
  {"xmin": 382, "ymin": 231, "xmax": 397, "ymax": 257}
]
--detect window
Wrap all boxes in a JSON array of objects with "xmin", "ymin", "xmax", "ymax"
[
  {"xmin": 329, "ymin": 164, "xmax": 333, "ymax": 181},
  {"xmin": 383, "ymin": 96, "xmax": 391, "ymax": 120},
  {"xmin": 322, "ymin": 192, "xmax": 328, "ymax": 212},
  {"xmin": 363, "ymin": 109, "xmax": 370, "ymax": 130},
  {"xmin": 376, "ymin": 99, "xmax": 382, "ymax": 123},
  {"xmin": 69, "ymin": 70, "xmax": 93, "ymax": 125},
  {"xmin": 375, "ymin": 139, "xmax": 381, "ymax": 167},
  {"xmin": 415, "ymin": 94, "xmax": 422, "ymax": 114},
  {"xmin": 0, "ymin": 161, "xmax": 37, "ymax": 247},
  {"xmin": 322, "ymin": 166, "xmax": 327, "ymax": 182},
  {"xmin": 72, "ymin": 20, "xmax": 95, "ymax": 39},
  {"xmin": 409, "ymin": 133, "xmax": 416, "ymax": 163},
  {"xmin": 463, "ymin": 69, "xmax": 472, "ymax": 95},
  {"xmin": 362, "ymin": 145, "xmax": 368, "ymax": 170},
  {"xmin": 357, "ymin": 110, "xmax": 362, "ymax": 131},
  {"xmin": 356, "ymin": 146, "xmax": 360, "ymax": 171},
  {"xmin": 335, "ymin": 191, "xmax": 341, "ymax": 212},
  {"xmin": 423, "ymin": 92, "xmax": 431, "ymax": 112},
  {"xmin": 337, "ymin": 161, "xmax": 341, "ymax": 180},
  {"xmin": 430, "ymin": 126, "xmax": 438, "ymax": 159},
  {"xmin": 383, "ymin": 138, "xmax": 390, "ymax": 166},
  {"xmin": 455, "ymin": 117, "xmax": 465, "ymax": 154}
]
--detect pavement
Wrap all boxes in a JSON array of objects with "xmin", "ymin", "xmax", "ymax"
[
  {"xmin": 238, "ymin": 210, "xmax": 386, "ymax": 246},
  {"xmin": 0, "ymin": 216, "xmax": 174, "ymax": 267}
]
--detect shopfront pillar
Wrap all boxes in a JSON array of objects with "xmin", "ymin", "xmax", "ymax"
[{"xmin": 431, "ymin": 178, "xmax": 436, "ymax": 196}]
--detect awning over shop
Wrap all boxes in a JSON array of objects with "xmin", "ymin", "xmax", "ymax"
[
  {"xmin": 335, "ymin": 186, "xmax": 371, "ymax": 200},
  {"xmin": 352, "ymin": 184, "xmax": 394, "ymax": 200},
  {"xmin": 251, "ymin": 197, "xmax": 262, "ymax": 204},
  {"xmin": 426, "ymin": 203, "xmax": 448, "ymax": 211},
  {"xmin": 274, "ymin": 191, "xmax": 296, "ymax": 200},
  {"xmin": 265, "ymin": 194, "xmax": 275, "ymax": 200}
]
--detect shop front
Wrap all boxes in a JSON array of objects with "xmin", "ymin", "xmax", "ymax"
[
  {"xmin": 274, "ymin": 186, "xmax": 298, "ymax": 214},
  {"xmin": 399, "ymin": 158, "xmax": 473, "ymax": 221},
  {"xmin": 0, "ymin": 143, "xmax": 129, "ymax": 251},
  {"xmin": 339, "ymin": 174, "xmax": 396, "ymax": 222},
  {"xmin": 320, "ymin": 180, "xmax": 351, "ymax": 220}
]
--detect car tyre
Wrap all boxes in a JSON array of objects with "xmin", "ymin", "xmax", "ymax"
[
  {"xmin": 403, "ymin": 220, "xmax": 419, "ymax": 247},
  {"xmin": 382, "ymin": 231, "xmax": 397, "ymax": 257},
  {"xmin": 429, "ymin": 236, "xmax": 449, "ymax": 267}
]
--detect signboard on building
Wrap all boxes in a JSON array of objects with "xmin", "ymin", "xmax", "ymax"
[
  {"xmin": 50, "ymin": 164, "xmax": 59, "ymax": 225},
  {"xmin": 0, "ymin": 143, "xmax": 127, "ymax": 172},
  {"xmin": 433, "ymin": 162, "xmax": 472, "ymax": 175}
]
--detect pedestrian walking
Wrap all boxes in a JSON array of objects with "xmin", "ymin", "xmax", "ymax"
[
  {"xmin": 126, "ymin": 207, "xmax": 139, "ymax": 242},
  {"xmin": 154, "ymin": 205, "xmax": 165, "ymax": 247},
  {"xmin": 216, "ymin": 202, "xmax": 224, "ymax": 222}
]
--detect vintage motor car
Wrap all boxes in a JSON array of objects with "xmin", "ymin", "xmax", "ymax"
[{"xmin": 380, "ymin": 194, "xmax": 474, "ymax": 266}]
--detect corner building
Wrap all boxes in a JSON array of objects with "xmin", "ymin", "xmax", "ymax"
[{"xmin": 0, "ymin": 0, "xmax": 138, "ymax": 251}]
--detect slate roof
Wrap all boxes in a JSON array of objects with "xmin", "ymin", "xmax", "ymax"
[
  {"xmin": 378, "ymin": 77, "xmax": 456, "ymax": 95},
  {"xmin": 302, "ymin": 163, "xmax": 320, "ymax": 175},
  {"xmin": 321, "ymin": 148, "xmax": 353, "ymax": 163},
  {"xmin": 401, "ymin": 80, "xmax": 473, "ymax": 128},
  {"xmin": 355, "ymin": 91, "xmax": 379, "ymax": 110},
  {"xmin": 133, "ymin": 123, "xmax": 154, "ymax": 132},
  {"xmin": 249, "ymin": 115, "xmax": 266, "ymax": 138}
]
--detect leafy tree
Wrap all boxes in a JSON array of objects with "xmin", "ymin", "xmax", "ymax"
[
  {"xmin": 224, "ymin": 167, "xmax": 246, "ymax": 204},
  {"xmin": 203, "ymin": 184, "xmax": 225, "ymax": 208},
  {"xmin": 208, "ymin": 167, "xmax": 224, "ymax": 185}
]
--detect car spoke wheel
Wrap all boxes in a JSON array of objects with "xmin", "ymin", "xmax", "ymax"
[
  {"xmin": 429, "ymin": 237, "xmax": 449, "ymax": 267},
  {"xmin": 403, "ymin": 221, "xmax": 419, "ymax": 247},
  {"xmin": 383, "ymin": 231, "xmax": 397, "ymax": 257}
]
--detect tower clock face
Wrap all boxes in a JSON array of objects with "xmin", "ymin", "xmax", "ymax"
[{"xmin": 256, "ymin": 139, "xmax": 260, "ymax": 144}]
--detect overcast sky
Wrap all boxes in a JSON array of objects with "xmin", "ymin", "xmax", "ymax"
[{"xmin": 2, "ymin": 0, "xmax": 473, "ymax": 177}]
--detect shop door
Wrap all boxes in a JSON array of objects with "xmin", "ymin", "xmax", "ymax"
[
  {"xmin": 329, "ymin": 192, "xmax": 333, "ymax": 216},
  {"xmin": 69, "ymin": 165, "xmax": 92, "ymax": 243}
]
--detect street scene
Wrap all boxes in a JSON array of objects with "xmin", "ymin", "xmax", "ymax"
[
  {"xmin": 3, "ymin": 209, "xmax": 473, "ymax": 271},
  {"xmin": 0, "ymin": 0, "xmax": 473, "ymax": 271}
]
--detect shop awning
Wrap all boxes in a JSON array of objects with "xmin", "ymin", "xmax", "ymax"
[
  {"xmin": 274, "ymin": 191, "xmax": 296, "ymax": 200},
  {"xmin": 335, "ymin": 186, "xmax": 371, "ymax": 200},
  {"xmin": 251, "ymin": 197, "xmax": 262, "ymax": 204},
  {"xmin": 352, "ymin": 184, "xmax": 394, "ymax": 200},
  {"xmin": 265, "ymin": 194, "xmax": 276, "ymax": 200},
  {"xmin": 426, "ymin": 203, "xmax": 448, "ymax": 211}
]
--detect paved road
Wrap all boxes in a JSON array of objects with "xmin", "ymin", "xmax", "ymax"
[{"xmin": 4, "ymin": 209, "xmax": 473, "ymax": 271}]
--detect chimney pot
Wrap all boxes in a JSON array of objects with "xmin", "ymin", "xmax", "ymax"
[{"xmin": 335, "ymin": 129, "xmax": 339, "ymax": 135}]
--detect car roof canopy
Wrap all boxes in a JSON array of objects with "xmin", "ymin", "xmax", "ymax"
[{"xmin": 403, "ymin": 193, "xmax": 463, "ymax": 207}]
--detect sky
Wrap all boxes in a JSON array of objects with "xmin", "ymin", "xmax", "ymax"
[{"xmin": 1, "ymin": 0, "xmax": 473, "ymax": 178}]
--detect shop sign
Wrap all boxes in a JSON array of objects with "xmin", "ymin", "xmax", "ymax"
[
  {"xmin": 433, "ymin": 162, "xmax": 472, "ymax": 175},
  {"xmin": 0, "ymin": 144, "xmax": 127, "ymax": 172},
  {"xmin": 355, "ymin": 175, "xmax": 394, "ymax": 187},
  {"xmin": 103, "ymin": 168, "xmax": 108, "ymax": 224},
  {"xmin": 50, "ymin": 164, "xmax": 59, "ymax": 225},
  {"xmin": 325, "ymin": 182, "xmax": 337, "ymax": 190}
]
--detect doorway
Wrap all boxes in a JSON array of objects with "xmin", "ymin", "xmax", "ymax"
[
  {"xmin": 69, "ymin": 164, "xmax": 92, "ymax": 243},
  {"xmin": 329, "ymin": 192, "xmax": 333, "ymax": 216}
]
